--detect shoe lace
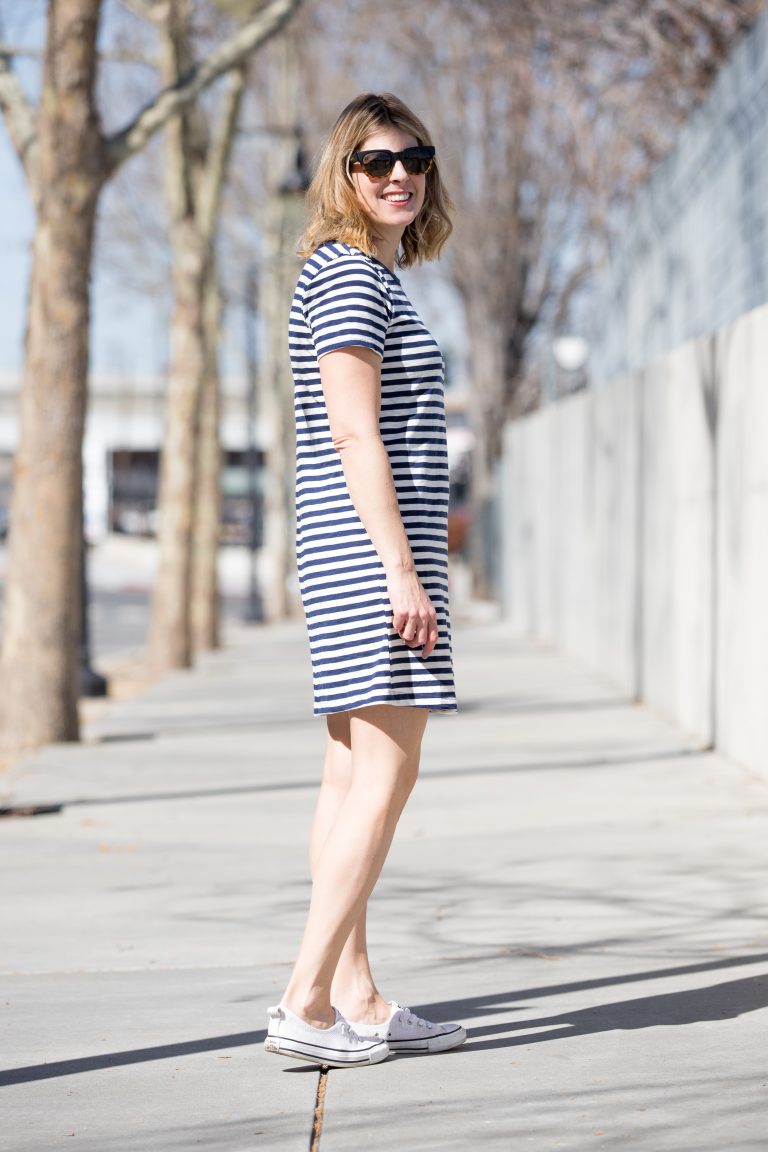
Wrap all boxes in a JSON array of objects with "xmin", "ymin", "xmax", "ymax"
[
  {"xmin": 398, "ymin": 1006, "xmax": 429, "ymax": 1029},
  {"xmin": 339, "ymin": 1020, "xmax": 363, "ymax": 1042}
]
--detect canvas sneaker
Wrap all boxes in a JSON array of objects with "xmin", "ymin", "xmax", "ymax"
[
  {"xmin": 347, "ymin": 1001, "xmax": 467, "ymax": 1054},
  {"xmin": 264, "ymin": 1005, "xmax": 390, "ymax": 1068}
]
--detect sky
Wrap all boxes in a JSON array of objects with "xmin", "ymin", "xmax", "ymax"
[
  {"xmin": 1, "ymin": 130, "xmax": 33, "ymax": 375},
  {"xmin": 0, "ymin": 0, "xmax": 172, "ymax": 380},
  {"xmin": 0, "ymin": 127, "xmax": 172, "ymax": 379},
  {"xmin": 0, "ymin": 1, "xmax": 155, "ymax": 379},
  {"xmin": 0, "ymin": 0, "xmax": 467, "ymax": 389}
]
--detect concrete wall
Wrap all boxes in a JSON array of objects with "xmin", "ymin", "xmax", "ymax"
[
  {"xmin": 503, "ymin": 9, "xmax": 768, "ymax": 773},
  {"xmin": 502, "ymin": 376, "xmax": 640, "ymax": 698},
  {"xmin": 639, "ymin": 340, "xmax": 715, "ymax": 745},
  {"xmin": 502, "ymin": 302, "xmax": 768, "ymax": 775},
  {"xmin": 716, "ymin": 310, "xmax": 768, "ymax": 772}
]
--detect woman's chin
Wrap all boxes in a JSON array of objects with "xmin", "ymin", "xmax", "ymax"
[{"xmin": 377, "ymin": 207, "xmax": 417, "ymax": 229}]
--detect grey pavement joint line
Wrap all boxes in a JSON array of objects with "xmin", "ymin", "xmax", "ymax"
[{"xmin": 310, "ymin": 1068, "xmax": 328, "ymax": 1151}]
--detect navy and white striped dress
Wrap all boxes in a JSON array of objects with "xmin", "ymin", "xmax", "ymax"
[{"xmin": 289, "ymin": 241, "xmax": 457, "ymax": 716}]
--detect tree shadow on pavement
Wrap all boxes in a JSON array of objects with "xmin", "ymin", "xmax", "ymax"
[
  {"xmin": 0, "ymin": 1029, "xmax": 266, "ymax": 1087},
  {"xmin": 4, "ymin": 744, "xmax": 702, "ymax": 814},
  {"xmin": 411, "ymin": 953, "xmax": 768, "ymax": 1053},
  {"xmin": 4, "ymin": 959, "xmax": 767, "ymax": 1086},
  {"xmin": 456, "ymin": 697, "xmax": 636, "ymax": 716}
]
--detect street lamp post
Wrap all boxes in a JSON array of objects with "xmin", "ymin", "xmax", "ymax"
[
  {"xmin": 243, "ymin": 263, "xmax": 263, "ymax": 623},
  {"xmin": 79, "ymin": 519, "xmax": 108, "ymax": 697},
  {"xmin": 276, "ymin": 138, "xmax": 310, "ymax": 615},
  {"xmin": 258, "ymin": 132, "xmax": 309, "ymax": 620}
]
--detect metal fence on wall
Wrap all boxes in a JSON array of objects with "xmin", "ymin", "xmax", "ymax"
[{"xmin": 587, "ymin": 8, "xmax": 768, "ymax": 386}]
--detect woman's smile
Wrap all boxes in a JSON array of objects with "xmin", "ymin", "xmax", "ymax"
[{"xmin": 381, "ymin": 190, "xmax": 413, "ymax": 205}]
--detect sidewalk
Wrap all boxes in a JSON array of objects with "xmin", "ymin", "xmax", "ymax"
[{"xmin": 2, "ymin": 621, "xmax": 768, "ymax": 1151}]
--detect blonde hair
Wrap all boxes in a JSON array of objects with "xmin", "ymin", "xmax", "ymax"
[{"xmin": 299, "ymin": 93, "xmax": 453, "ymax": 268}]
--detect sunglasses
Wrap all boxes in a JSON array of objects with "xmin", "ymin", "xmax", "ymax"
[{"xmin": 349, "ymin": 146, "xmax": 435, "ymax": 179}]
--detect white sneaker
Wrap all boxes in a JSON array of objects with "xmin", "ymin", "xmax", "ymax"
[
  {"xmin": 264, "ymin": 1005, "xmax": 390, "ymax": 1068},
  {"xmin": 347, "ymin": 1001, "xmax": 467, "ymax": 1054}
]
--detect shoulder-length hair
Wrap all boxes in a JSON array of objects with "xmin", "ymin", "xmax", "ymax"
[{"xmin": 299, "ymin": 92, "xmax": 453, "ymax": 268}]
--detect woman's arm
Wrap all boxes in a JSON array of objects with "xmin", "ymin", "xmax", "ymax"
[{"xmin": 319, "ymin": 346, "xmax": 438, "ymax": 658}]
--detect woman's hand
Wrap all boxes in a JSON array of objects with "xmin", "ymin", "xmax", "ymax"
[{"xmin": 386, "ymin": 564, "xmax": 439, "ymax": 658}]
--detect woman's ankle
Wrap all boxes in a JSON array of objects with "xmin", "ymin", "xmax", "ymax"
[
  {"xmin": 332, "ymin": 984, "xmax": 390, "ymax": 1024},
  {"xmin": 280, "ymin": 986, "xmax": 335, "ymax": 1029}
]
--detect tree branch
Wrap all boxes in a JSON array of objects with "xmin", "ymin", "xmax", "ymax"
[
  {"xmin": 159, "ymin": 0, "xmax": 195, "ymax": 227},
  {"xmin": 104, "ymin": 0, "xmax": 303, "ymax": 176},
  {"xmin": 0, "ymin": 43, "xmax": 39, "ymax": 192},
  {"xmin": 0, "ymin": 43, "xmax": 159, "ymax": 65},
  {"xmin": 197, "ymin": 63, "xmax": 246, "ymax": 244}
]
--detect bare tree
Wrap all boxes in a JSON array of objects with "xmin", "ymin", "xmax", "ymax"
[{"xmin": 0, "ymin": 0, "xmax": 303, "ymax": 752}]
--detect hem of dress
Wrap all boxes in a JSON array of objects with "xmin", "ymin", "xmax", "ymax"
[{"xmin": 313, "ymin": 696, "xmax": 458, "ymax": 717}]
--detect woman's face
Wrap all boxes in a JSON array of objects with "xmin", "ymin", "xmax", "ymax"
[{"xmin": 349, "ymin": 125, "xmax": 427, "ymax": 242}]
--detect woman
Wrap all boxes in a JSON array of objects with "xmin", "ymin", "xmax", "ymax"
[{"xmin": 265, "ymin": 93, "xmax": 465, "ymax": 1068}]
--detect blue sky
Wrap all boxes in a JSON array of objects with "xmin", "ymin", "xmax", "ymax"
[
  {"xmin": 0, "ymin": 0, "xmax": 168, "ymax": 378},
  {"xmin": 1, "ymin": 126, "xmax": 169, "ymax": 379},
  {"xmin": 0, "ymin": 130, "xmax": 33, "ymax": 374}
]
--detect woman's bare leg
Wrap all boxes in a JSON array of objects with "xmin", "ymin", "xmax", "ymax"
[
  {"xmin": 307, "ymin": 714, "xmax": 403, "ymax": 1023},
  {"xmin": 281, "ymin": 704, "xmax": 427, "ymax": 1028}
]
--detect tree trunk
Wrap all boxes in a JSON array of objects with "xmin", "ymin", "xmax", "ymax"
[
  {"xmin": 191, "ymin": 263, "xmax": 223, "ymax": 653},
  {"xmin": 0, "ymin": 0, "xmax": 102, "ymax": 750},
  {"xmin": 148, "ymin": 219, "xmax": 207, "ymax": 670},
  {"xmin": 148, "ymin": 2, "xmax": 205, "ymax": 671}
]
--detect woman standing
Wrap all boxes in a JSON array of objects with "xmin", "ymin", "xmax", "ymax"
[{"xmin": 265, "ymin": 92, "xmax": 465, "ymax": 1067}]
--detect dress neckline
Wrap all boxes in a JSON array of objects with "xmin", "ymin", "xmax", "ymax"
[{"xmin": 335, "ymin": 242, "xmax": 401, "ymax": 283}]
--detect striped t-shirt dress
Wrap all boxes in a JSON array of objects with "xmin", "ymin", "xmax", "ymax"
[{"xmin": 289, "ymin": 240, "xmax": 457, "ymax": 716}]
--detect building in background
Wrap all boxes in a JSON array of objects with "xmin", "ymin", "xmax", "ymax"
[
  {"xmin": 0, "ymin": 368, "xmax": 472, "ymax": 552},
  {"xmin": 0, "ymin": 371, "xmax": 265, "ymax": 546}
]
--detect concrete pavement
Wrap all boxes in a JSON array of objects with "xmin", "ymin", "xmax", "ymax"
[{"xmin": 2, "ymin": 621, "xmax": 768, "ymax": 1151}]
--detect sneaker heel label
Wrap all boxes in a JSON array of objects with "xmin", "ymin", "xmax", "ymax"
[{"xmin": 264, "ymin": 1039, "xmax": 279, "ymax": 1053}]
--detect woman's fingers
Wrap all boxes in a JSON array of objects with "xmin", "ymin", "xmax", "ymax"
[
  {"xmin": 387, "ymin": 569, "xmax": 438, "ymax": 656},
  {"xmin": 422, "ymin": 619, "xmax": 439, "ymax": 659},
  {"xmin": 394, "ymin": 604, "xmax": 438, "ymax": 655}
]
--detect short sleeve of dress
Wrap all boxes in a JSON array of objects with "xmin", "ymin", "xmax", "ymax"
[{"xmin": 302, "ymin": 254, "xmax": 392, "ymax": 361}]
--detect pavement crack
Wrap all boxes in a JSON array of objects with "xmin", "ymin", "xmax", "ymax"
[{"xmin": 309, "ymin": 1067, "xmax": 329, "ymax": 1151}]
